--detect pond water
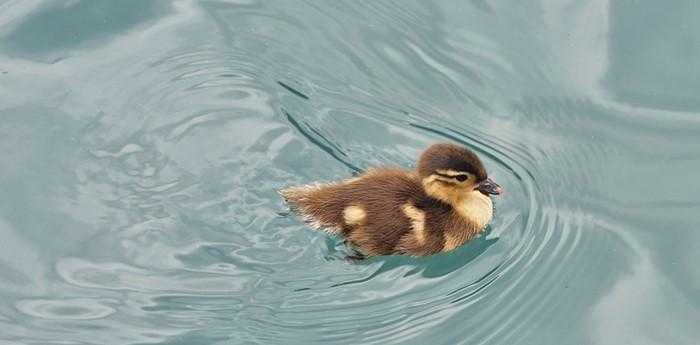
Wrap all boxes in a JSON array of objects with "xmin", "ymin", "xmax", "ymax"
[{"xmin": 1, "ymin": 1, "xmax": 699, "ymax": 344}]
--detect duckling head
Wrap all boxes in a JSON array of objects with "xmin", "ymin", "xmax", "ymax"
[{"xmin": 417, "ymin": 143, "xmax": 502, "ymax": 203}]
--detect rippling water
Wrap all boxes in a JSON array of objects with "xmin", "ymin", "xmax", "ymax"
[{"xmin": 1, "ymin": 1, "xmax": 699, "ymax": 344}]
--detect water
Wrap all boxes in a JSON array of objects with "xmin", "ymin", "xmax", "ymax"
[{"xmin": 1, "ymin": 1, "xmax": 699, "ymax": 344}]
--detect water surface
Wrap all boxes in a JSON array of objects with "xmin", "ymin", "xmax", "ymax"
[{"xmin": 1, "ymin": 1, "xmax": 699, "ymax": 344}]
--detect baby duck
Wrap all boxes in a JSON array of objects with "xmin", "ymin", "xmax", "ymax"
[{"xmin": 281, "ymin": 143, "xmax": 502, "ymax": 257}]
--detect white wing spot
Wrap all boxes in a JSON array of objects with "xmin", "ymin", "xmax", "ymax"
[
  {"xmin": 402, "ymin": 204, "xmax": 426, "ymax": 245},
  {"xmin": 343, "ymin": 206, "xmax": 366, "ymax": 226}
]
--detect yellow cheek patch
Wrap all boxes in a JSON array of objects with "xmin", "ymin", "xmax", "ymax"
[{"xmin": 422, "ymin": 174, "xmax": 477, "ymax": 206}]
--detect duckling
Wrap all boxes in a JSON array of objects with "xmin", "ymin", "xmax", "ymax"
[{"xmin": 280, "ymin": 143, "xmax": 502, "ymax": 257}]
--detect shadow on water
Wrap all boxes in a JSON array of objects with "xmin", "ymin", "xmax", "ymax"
[
  {"xmin": 318, "ymin": 227, "xmax": 498, "ymax": 291},
  {"xmin": 2, "ymin": 0, "xmax": 171, "ymax": 59}
]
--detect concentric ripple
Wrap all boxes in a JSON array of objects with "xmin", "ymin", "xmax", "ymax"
[
  {"xmin": 16, "ymin": 298, "xmax": 116, "ymax": 320},
  {"xmin": 1, "ymin": 1, "xmax": 699, "ymax": 345}
]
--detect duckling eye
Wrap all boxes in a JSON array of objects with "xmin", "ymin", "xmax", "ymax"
[{"xmin": 455, "ymin": 175, "xmax": 469, "ymax": 182}]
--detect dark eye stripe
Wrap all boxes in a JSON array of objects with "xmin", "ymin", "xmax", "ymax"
[
  {"xmin": 455, "ymin": 174, "xmax": 468, "ymax": 182},
  {"xmin": 436, "ymin": 173, "xmax": 470, "ymax": 182}
]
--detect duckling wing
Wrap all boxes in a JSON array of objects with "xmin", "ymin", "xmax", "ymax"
[
  {"xmin": 281, "ymin": 169, "xmax": 447, "ymax": 256},
  {"xmin": 281, "ymin": 169, "xmax": 410, "ymax": 228}
]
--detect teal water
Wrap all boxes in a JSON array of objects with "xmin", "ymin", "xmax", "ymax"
[{"xmin": 1, "ymin": 1, "xmax": 699, "ymax": 344}]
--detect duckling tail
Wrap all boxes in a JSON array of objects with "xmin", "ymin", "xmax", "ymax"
[
  {"xmin": 279, "ymin": 183, "xmax": 344, "ymax": 234},
  {"xmin": 279, "ymin": 184, "xmax": 314, "ymax": 208}
]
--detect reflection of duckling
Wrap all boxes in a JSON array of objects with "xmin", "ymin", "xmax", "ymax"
[{"xmin": 281, "ymin": 143, "xmax": 502, "ymax": 258}]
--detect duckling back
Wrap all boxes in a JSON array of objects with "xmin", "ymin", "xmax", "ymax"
[
  {"xmin": 281, "ymin": 169, "xmax": 414, "ymax": 234},
  {"xmin": 281, "ymin": 169, "xmax": 455, "ymax": 256}
]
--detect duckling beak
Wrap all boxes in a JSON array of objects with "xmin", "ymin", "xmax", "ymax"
[{"xmin": 477, "ymin": 178, "xmax": 502, "ymax": 195}]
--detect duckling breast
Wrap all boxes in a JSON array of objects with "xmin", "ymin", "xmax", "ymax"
[{"xmin": 455, "ymin": 191, "xmax": 494, "ymax": 231}]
